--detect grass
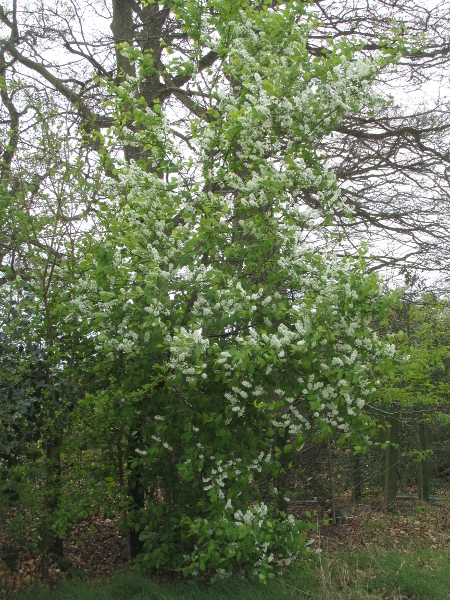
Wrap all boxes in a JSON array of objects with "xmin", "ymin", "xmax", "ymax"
[
  {"xmin": 13, "ymin": 548, "xmax": 450, "ymax": 600},
  {"xmin": 14, "ymin": 570, "xmax": 315, "ymax": 600},
  {"xmin": 324, "ymin": 549, "xmax": 450, "ymax": 599}
]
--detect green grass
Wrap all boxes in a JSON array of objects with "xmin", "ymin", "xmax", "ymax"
[
  {"xmin": 15, "ymin": 570, "xmax": 315, "ymax": 600},
  {"xmin": 323, "ymin": 549, "xmax": 450, "ymax": 600},
  {"xmin": 14, "ymin": 549, "xmax": 450, "ymax": 600}
]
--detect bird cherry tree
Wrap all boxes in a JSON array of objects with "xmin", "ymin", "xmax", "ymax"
[{"xmin": 73, "ymin": 0, "xmax": 399, "ymax": 580}]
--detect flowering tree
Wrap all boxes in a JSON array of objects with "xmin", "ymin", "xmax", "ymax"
[
  {"xmin": 2, "ymin": 0, "xmax": 450, "ymax": 280},
  {"xmin": 73, "ymin": 0, "xmax": 399, "ymax": 580}
]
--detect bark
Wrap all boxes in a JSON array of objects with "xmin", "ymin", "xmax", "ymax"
[
  {"xmin": 117, "ymin": 439, "xmax": 132, "ymax": 561},
  {"xmin": 41, "ymin": 434, "xmax": 63, "ymax": 581},
  {"xmin": 350, "ymin": 447, "xmax": 362, "ymax": 504},
  {"xmin": 327, "ymin": 437, "xmax": 336, "ymax": 524},
  {"xmin": 127, "ymin": 432, "xmax": 145, "ymax": 559},
  {"xmin": 111, "ymin": 0, "xmax": 136, "ymax": 80},
  {"xmin": 128, "ymin": 480, "xmax": 145, "ymax": 559},
  {"xmin": 384, "ymin": 417, "xmax": 399, "ymax": 512},
  {"xmin": 0, "ymin": 50, "xmax": 19, "ymax": 182},
  {"xmin": 274, "ymin": 428, "xmax": 290, "ymax": 512},
  {"xmin": 417, "ymin": 422, "xmax": 430, "ymax": 502}
]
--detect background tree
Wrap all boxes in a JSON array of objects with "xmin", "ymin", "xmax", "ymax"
[
  {"xmin": 375, "ymin": 286, "xmax": 450, "ymax": 509},
  {"xmin": 0, "ymin": 92, "xmax": 102, "ymax": 579}
]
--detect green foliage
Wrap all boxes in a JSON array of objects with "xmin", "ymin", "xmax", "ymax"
[
  {"xmin": 64, "ymin": 0, "xmax": 402, "ymax": 578},
  {"xmin": 376, "ymin": 293, "xmax": 450, "ymax": 473},
  {"xmin": 381, "ymin": 294, "xmax": 450, "ymax": 413},
  {"xmin": 178, "ymin": 509, "xmax": 310, "ymax": 581},
  {"xmin": 0, "ymin": 100, "xmax": 104, "ymax": 567},
  {"xmin": 0, "ymin": 0, "xmax": 413, "ymax": 582}
]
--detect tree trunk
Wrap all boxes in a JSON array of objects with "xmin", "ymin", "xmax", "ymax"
[
  {"xmin": 127, "ymin": 433, "xmax": 145, "ymax": 559},
  {"xmin": 378, "ymin": 423, "xmax": 386, "ymax": 487},
  {"xmin": 111, "ymin": 0, "xmax": 136, "ymax": 80},
  {"xmin": 117, "ymin": 439, "xmax": 132, "ymax": 561},
  {"xmin": 128, "ymin": 480, "xmax": 145, "ymax": 559},
  {"xmin": 384, "ymin": 418, "xmax": 399, "ymax": 512},
  {"xmin": 274, "ymin": 428, "xmax": 290, "ymax": 512},
  {"xmin": 41, "ymin": 434, "xmax": 63, "ymax": 581},
  {"xmin": 350, "ymin": 447, "xmax": 362, "ymax": 503},
  {"xmin": 417, "ymin": 422, "xmax": 430, "ymax": 502},
  {"xmin": 327, "ymin": 437, "xmax": 336, "ymax": 524}
]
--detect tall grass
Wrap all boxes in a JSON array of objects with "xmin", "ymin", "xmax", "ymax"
[{"xmin": 15, "ymin": 549, "xmax": 450, "ymax": 600}]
